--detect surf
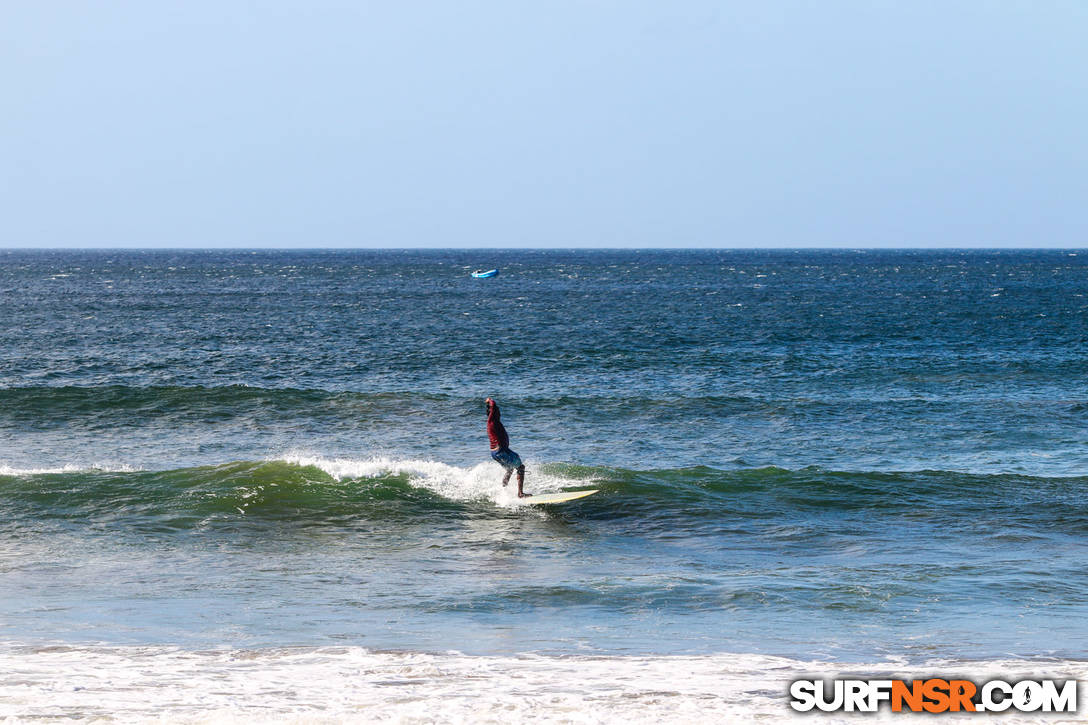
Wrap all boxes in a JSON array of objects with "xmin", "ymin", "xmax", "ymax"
[{"xmin": 2, "ymin": 458, "xmax": 1085, "ymax": 530}]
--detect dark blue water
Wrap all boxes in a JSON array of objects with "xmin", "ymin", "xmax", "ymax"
[{"xmin": 1, "ymin": 249, "xmax": 1086, "ymax": 661}]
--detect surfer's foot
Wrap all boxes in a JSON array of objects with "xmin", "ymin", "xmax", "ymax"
[{"xmin": 518, "ymin": 491, "xmax": 531, "ymax": 498}]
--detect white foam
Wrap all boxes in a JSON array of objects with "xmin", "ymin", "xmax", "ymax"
[
  {"xmin": 280, "ymin": 454, "xmax": 589, "ymax": 508},
  {"xmin": 0, "ymin": 645, "xmax": 1083, "ymax": 724}
]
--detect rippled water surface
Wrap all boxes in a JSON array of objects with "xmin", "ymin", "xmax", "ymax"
[{"xmin": 2, "ymin": 249, "xmax": 1087, "ymax": 661}]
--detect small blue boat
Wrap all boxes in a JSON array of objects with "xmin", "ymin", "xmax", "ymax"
[{"xmin": 471, "ymin": 269, "xmax": 499, "ymax": 278}]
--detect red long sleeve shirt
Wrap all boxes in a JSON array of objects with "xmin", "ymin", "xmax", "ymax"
[{"xmin": 487, "ymin": 401, "xmax": 509, "ymax": 449}]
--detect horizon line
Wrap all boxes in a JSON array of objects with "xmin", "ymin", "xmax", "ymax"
[{"xmin": 1, "ymin": 246, "xmax": 1086, "ymax": 252}]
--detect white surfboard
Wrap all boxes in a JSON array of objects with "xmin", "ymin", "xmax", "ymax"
[{"xmin": 515, "ymin": 489, "xmax": 598, "ymax": 505}]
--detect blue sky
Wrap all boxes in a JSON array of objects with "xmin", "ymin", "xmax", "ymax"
[{"xmin": 2, "ymin": 1, "xmax": 1086, "ymax": 248}]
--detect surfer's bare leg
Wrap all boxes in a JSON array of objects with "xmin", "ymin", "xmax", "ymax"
[
  {"xmin": 516, "ymin": 464, "xmax": 528, "ymax": 497},
  {"xmin": 501, "ymin": 469, "xmax": 512, "ymax": 487}
]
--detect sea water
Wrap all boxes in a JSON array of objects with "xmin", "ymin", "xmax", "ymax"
[{"xmin": 2, "ymin": 249, "xmax": 1087, "ymax": 721}]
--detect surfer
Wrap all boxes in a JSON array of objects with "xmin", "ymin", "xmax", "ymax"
[{"xmin": 485, "ymin": 397, "xmax": 529, "ymax": 497}]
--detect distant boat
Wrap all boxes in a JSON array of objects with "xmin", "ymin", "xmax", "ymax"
[{"xmin": 471, "ymin": 269, "xmax": 499, "ymax": 278}]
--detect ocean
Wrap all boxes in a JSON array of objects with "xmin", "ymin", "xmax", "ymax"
[{"xmin": 2, "ymin": 249, "xmax": 1086, "ymax": 722}]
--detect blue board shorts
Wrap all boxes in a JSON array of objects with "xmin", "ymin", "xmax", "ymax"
[{"xmin": 490, "ymin": 447, "xmax": 523, "ymax": 470}]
